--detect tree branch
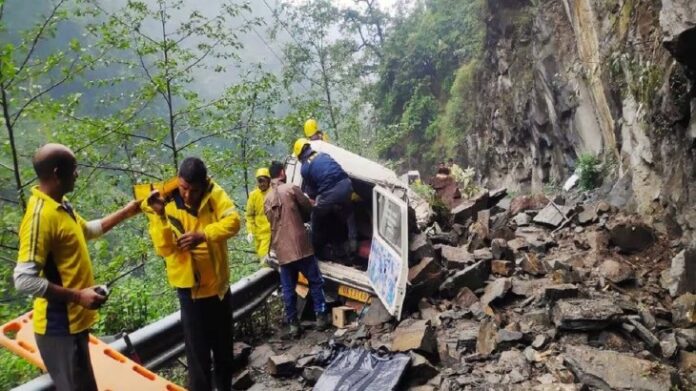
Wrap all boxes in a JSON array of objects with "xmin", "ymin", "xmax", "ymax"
[{"xmin": 76, "ymin": 163, "xmax": 163, "ymax": 180}]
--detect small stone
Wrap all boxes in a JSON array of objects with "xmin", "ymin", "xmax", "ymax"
[
  {"xmin": 597, "ymin": 330, "xmax": 632, "ymax": 351},
  {"xmin": 577, "ymin": 205, "xmax": 598, "ymax": 225},
  {"xmin": 476, "ymin": 317, "xmax": 498, "ymax": 355},
  {"xmin": 542, "ymin": 284, "xmax": 579, "ymax": 302},
  {"xmin": 507, "ymin": 238, "xmax": 529, "ymax": 253},
  {"xmin": 521, "ymin": 253, "xmax": 547, "ymax": 276},
  {"xmin": 491, "ymin": 238, "xmax": 514, "ymax": 260},
  {"xmin": 480, "ymin": 278, "xmax": 512, "ymax": 308},
  {"xmin": 660, "ymin": 333, "xmax": 678, "ymax": 359},
  {"xmin": 672, "ymin": 293, "xmax": 696, "ymax": 327},
  {"xmin": 598, "ymin": 259, "xmax": 635, "ymax": 284},
  {"xmin": 513, "ymin": 213, "xmax": 532, "ymax": 226},
  {"xmin": 491, "ymin": 260, "xmax": 514, "ymax": 276},
  {"xmin": 249, "ymin": 344, "xmax": 275, "ymax": 369},
  {"xmin": 453, "ymin": 287, "xmax": 479, "ymax": 308},
  {"xmin": 552, "ymin": 298, "xmax": 623, "ymax": 330},
  {"xmin": 439, "ymin": 260, "xmax": 490, "ymax": 298},
  {"xmin": 392, "ymin": 319, "xmax": 439, "ymax": 362},
  {"xmin": 301, "ymin": 366, "xmax": 323, "ymax": 385},
  {"xmin": 531, "ymin": 335, "xmax": 547, "ymax": 349},
  {"xmin": 473, "ymin": 248, "xmax": 493, "ymax": 261},
  {"xmin": 440, "ymin": 245, "xmax": 475, "ymax": 269},
  {"xmin": 668, "ymin": 248, "xmax": 696, "ymax": 297},
  {"xmin": 626, "ymin": 318, "xmax": 660, "ymax": 351},
  {"xmin": 496, "ymin": 329, "xmax": 524, "ymax": 345},
  {"xmin": 267, "ymin": 354, "xmax": 296, "ymax": 377}
]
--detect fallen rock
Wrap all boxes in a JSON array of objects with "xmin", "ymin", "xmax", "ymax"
[
  {"xmin": 668, "ymin": 248, "xmax": 696, "ymax": 297},
  {"xmin": 599, "ymin": 259, "xmax": 635, "ymax": 284},
  {"xmin": 678, "ymin": 351, "xmax": 696, "ymax": 373},
  {"xmin": 563, "ymin": 345, "xmax": 678, "ymax": 391},
  {"xmin": 301, "ymin": 366, "xmax": 323, "ymax": 386},
  {"xmin": 410, "ymin": 233, "xmax": 435, "ymax": 263},
  {"xmin": 491, "ymin": 238, "xmax": 514, "ymax": 260},
  {"xmin": 531, "ymin": 334, "xmax": 547, "ymax": 349},
  {"xmin": 405, "ymin": 352, "xmax": 439, "ymax": 387},
  {"xmin": 626, "ymin": 317, "xmax": 660, "ymax": 352},
  {"xmin": 520, "ymin": 253, "xmax": 547, "ymax": 276},
  {"xmin": 596, "ymin": 330, "xmax": 632, "ymax": 351},
  {"xmin": 439, "ymin": 260, "xmax": 490, "ymax": 298},
  {"xmin": 608, "ymin": 219, "xmax": 656, "ymax": 253},
  {"xmin": 480, "ymin": 278, "xmax": 512, "ymax": 308},
  {"xmin": 510, "ymin": 194, "xmax": 549, "ymax": 215},
  {"xmin": 452, "ymin": 191, "xmax": 489, "ymax": 224},
  {"xmin": 660, "ymin": 333, "xmax": 678, "ymax": 359},
  {"xmin": 577, "ymin": 205, "xmax": 598, "ymax": 225},
  {"xmin": 250, "ymin": 344, "xmax": 276, "ymax": 369},
  {"xmin": 453, "ymin": 287, "xmax": 479, "ymax": 308},
  {"xmin": 476, "ymin": 317, "xmax": 498, "ymax": 355},
  {"xmin": 508, "ymin": 237, "xmax": 529, "ymax": 254},
  {"xmin": 363, "ymin": 298, "xmax": 394, "ymax": 326},
  {"xmin": 232, "ymin": 370, "xmax": 254, "ymax": 390},
  {"xmin": 533, "ymin": 203, "xmax": 572, "ymax": 228},
  {"xmin": 391, "ymin": 319, "xmax": 439, "ymax": 362},
  {"xmin": 552, "ymin": 298, "xmax": 623, "ymax": 330},
  {"xmin": 456, "ymin": 321, "xmax": 480, "ymax": 352},
  {"xmin": 672, "ymin": 293, "xmax": 696, "ymax": 327},
  {"xmin": 440, "ymin": 245, "xmax": 475, "ymax": 269},
  {"xmin": 267, "ymin": 354, "xmax": 296, "ymax": 377},
  {"xmin": 542, "ymin": 284, "xmax": 579, "ymax": 302},
  {"xmin": 408, "ymin": 256, "xmax": 444, "ymax": 289},
  {"xmin": 513, "ymin": 212, "xmax": 532, "ymax": 226},
  {"xmin": 491, "ymin": 260, "xmax": 514, "ymax": 276},
  {"xmin": 473, "ymin": 248, "xmax": 493, "ymax": 261},
  {"xmin": 496, "ymin": 329, "xmax": 524, "ymax": 347},
  {"xmin": 675, "ymin": 328, "xmax": 696, "ymax": 349}
]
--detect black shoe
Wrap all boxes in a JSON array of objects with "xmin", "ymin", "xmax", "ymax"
[
  {"xmin": 315, "ymin": 313, "xmax": 330, "ymax": 331},
  {"xmin": 288, "ymin": 320, "xmax": 302, "ymax": 339}
]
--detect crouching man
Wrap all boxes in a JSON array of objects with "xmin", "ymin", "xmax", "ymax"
[{"xmin": 264, "ymin": 161, "xmax": 328, "ymax": 338}]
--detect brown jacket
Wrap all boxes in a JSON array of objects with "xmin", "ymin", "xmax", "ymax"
[{"xmin": 264, "ymin": 179, "xmax": 314, "ymax": 264}]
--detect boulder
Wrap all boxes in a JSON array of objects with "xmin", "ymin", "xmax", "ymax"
[
  {"xmin": 576, "ymin": 205, "xmax": 598, "ymax": 225},
  {"xmin": 533, "ymin": 203, "xmax": 572, "ymax": 228},
  {"xmin": 392, "ymin": 319, "xmax": 439, "ymax": 362},
  {"xmin": 452, "ymin": 191, "xmax": 489, "ymax": 224},
  {"xmin": 453, "ymin": 287, "xmax": 479, "ymax": 309},
  {"xmin": 267, "ymin": 354, "xmax": 297, "ymax": 377},
  {"xmin": 480, "ymin": 278, "xmax": 512, "ymax": 308},
  {"xmin": 440, "ymin": 245, "xmax": 475, "ymax": 269},
  {"xmin": 491, "ymin": 260, "xmax": 514, "ymax": 276},
  {"xmin": 363, "ymin": 298, "xmax": 394, "ymax": 326},
  {"xmin": 672, "ymin": 293, "xmax": 696, "ymax": 327},
  {"xmin": 439, "ymin": 260, "xmax": 490, "ymax": 298},
  {"xmin": 410, "ymin": 233, "xmax": 435, "ymax": 263},
  {"xmin": 598, "ymin": 259, "xmax": 635, "ymax": 284},
  {"xmin": 563, "ymin": 345, "xmax": 678, "ymax": 391},
  {"xmin": 250, "ymin": 344, "xmax": 276, "ymax": 369},
  {"xmin": 552, "ymin": 298, "xmax": 623, "ymax": 330},
  {"xmin": 668, "ymin": 248, "xmax": 696, "ymax": 297}
]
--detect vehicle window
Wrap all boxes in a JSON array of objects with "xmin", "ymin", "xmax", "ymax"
[{"xmin": 377, "ymin": 192, "xmax": 403, "ymax": 254}]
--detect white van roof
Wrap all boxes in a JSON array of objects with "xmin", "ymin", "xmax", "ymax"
[{"xmin": 309, "ymin": 140, "xmax": 407, "ymax": 189}]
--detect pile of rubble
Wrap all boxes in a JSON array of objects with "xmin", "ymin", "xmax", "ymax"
[{"xmin": 239, "ymin": 190, "xmax": 696, "ymax": 390}]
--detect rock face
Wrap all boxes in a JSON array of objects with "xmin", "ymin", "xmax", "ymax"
[{"xmin": 563, "ymin": 345, "xmax": 678, "ymax": 391}]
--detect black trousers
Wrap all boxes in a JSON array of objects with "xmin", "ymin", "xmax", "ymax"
[
  {"xmin": 35, "ymin": 330, "xmax": 98, "ymax": 391},
  {"xmin": 178, "ymin": 289, "xmax": 234, "ymax": 391}
]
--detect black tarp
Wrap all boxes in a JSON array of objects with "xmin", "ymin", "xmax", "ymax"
[{"xmin": 313, "ymin": 346, "xmax": 411, "ymax": 391}]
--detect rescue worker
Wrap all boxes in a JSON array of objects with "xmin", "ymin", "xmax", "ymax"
[
  {"xmin": 14, "ymin": 143, "xmax": 141, "ymax": 391},
  {"xmin": 142, "ymin": 157, "xmax": 240, "ymax": 391},
  {"xmin": 304, "ymin": 118, "xmax": 329, "ymax": 141},
  {"xmin": 293, "ymin": 138, "xmax": 353, "ymax": 261},
  {"xmin": 264, "ymin": 161, "xmax": 328, "ymax": 338},
  {"xmin": 245, "ymin": 168, "xmax": 271, "ymax": 263}
]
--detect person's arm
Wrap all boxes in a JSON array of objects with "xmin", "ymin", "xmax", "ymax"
[
  {"xmin": 80, "ymin": 200, "xmax": 141, "ymax": 240},
  {"xmin": 14, "ymin": 207, "xmax": 105, "ymax": 309},
  {"xmin": 291, "ymin": 185, "xmax": 313, "ymax": 222},
  {"xmin": 245, "ymin": 194, "xmax": 256, "ymax": 242},
  {"xmin": 203, "ymin": 185, "xmax": 241, "ymax": 243}
]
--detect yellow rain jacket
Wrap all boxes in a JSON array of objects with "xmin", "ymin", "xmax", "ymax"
[
  {"xmin": 141, "ymin": 180, "xmax": 240, "ymax": 299},
  {"xmin": 245, "ymin": 187, "xmax": 271, "ymax": 259}
]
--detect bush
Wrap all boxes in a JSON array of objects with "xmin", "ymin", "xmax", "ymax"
[
  {"xmin": 450, "ymin": 164, "xmax": 481, "ymax": 199},
  {"xmin": 576, "ymin": 153, "xmax": 603, "ymax": 190}
]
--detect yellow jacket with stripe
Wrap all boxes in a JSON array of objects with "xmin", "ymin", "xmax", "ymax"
[
  {"xmin": 141, "ymin": 180, "xmax": 240, "ymax": 299},
  {"xmin": 15, "ymin": 187, "xmax": 98, "ymax": 335},
  {"xmin": 245, "ymin": 187, "xmax": 271, "ymax": 258}
]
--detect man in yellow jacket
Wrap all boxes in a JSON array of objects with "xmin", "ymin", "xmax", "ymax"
[
  {"xmin": 141, "ymin": 157, "xmax": 240, "ymax": 391},
  {"xmin": 245, "ymin": 168, "xmax": 271, "ymax": 263}
]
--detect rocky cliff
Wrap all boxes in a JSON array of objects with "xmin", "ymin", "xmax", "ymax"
[{"xmin": 458, "ymin": 0, "xmax": 695, "ymax": 241}]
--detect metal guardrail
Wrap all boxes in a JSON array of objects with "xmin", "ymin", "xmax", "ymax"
[{"xmin": 12, "ymin": 268, "xmax": 279, "ymax": 391}]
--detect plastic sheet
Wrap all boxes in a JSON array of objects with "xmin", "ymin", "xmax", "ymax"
[{"xmin": 313, "ymin": 346, "xmax": 411, "ymax": 391}]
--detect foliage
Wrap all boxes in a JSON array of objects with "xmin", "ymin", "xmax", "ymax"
[
  {"xmin": 450, "ymin": 164, "xmax": 480, "ymax": 199},
  {"xmin": 576, "ymin": 153, "xmax": 604, "ymax": 191},
  {"xmin": 410, "ymin": 179, "xmax": 435, "ymax": 203}
]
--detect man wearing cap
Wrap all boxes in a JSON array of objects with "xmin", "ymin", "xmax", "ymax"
[
  {"xmin": 292, "ymin": 138, "xmax": 353, "ymax": 261},
  {"xmin": 245, "ymin": 168, "xmax": 271, "ymax": 264}
]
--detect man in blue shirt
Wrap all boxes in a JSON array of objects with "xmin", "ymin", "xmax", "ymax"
[{"xmin": 292, "ymin": 138, "xmax": 353, "ymax": 261}]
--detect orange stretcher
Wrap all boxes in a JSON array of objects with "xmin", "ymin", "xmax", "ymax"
[{"xmin": 0, "ymin": 312, "xmax": 185, "ymax": 391}]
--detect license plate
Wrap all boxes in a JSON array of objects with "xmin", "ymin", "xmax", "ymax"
[{"xmin": 338, "ymin": 285, "xmax": 371, "ymax": 303}]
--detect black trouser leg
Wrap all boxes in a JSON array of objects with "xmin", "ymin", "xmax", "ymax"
[
  {"xmin": 178, "ymin": 289, "xmax": 213, "ymax": 391},
  {"xmin": 209, "ymin": 292, "xmax": 234, "ymax": 391}
]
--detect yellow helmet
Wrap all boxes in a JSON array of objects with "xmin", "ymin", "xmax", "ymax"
[
  {"xmin": 293, "ymin": 138, "xmax": 310, "ymax": 158},
  {"xmin": 304, "ymin": 119, "xmax": 318, "ymax": 137},
  {"xmin": 255, "ymin": 168, "xmax": 270, "ymax": 179}
]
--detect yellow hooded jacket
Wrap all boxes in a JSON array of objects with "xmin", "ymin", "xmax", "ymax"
[
  {"xmin": 141, "ymin": 180, "xmax": 240, "ymax": 299},
  {"xmin": 245, "ymin": 187, "xmax": 271, "ymax": 259}
]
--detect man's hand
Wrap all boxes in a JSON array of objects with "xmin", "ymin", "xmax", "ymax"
[
  {"xmin": 74, "ymin": 286, "xmax": 107, "ymax": 309},
  {"xmin": 123, "ymin": 199, "xmax": 141, "ymax": 218},
  {"xmin": 246, "ymin": 233, "xmax": 254, "ymax": 243},
  {"xmin": 147, "ymin": 190, "xmax": 166, "ymax": 216},
  {"xmin": 177, "ymin": 232, "xmax": 206, "ymax": 250}
]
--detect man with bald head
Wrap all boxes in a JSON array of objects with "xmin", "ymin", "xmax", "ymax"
[{"xmin": 14, "ymin": 143, "xmax": 141, "ymax": 391}]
